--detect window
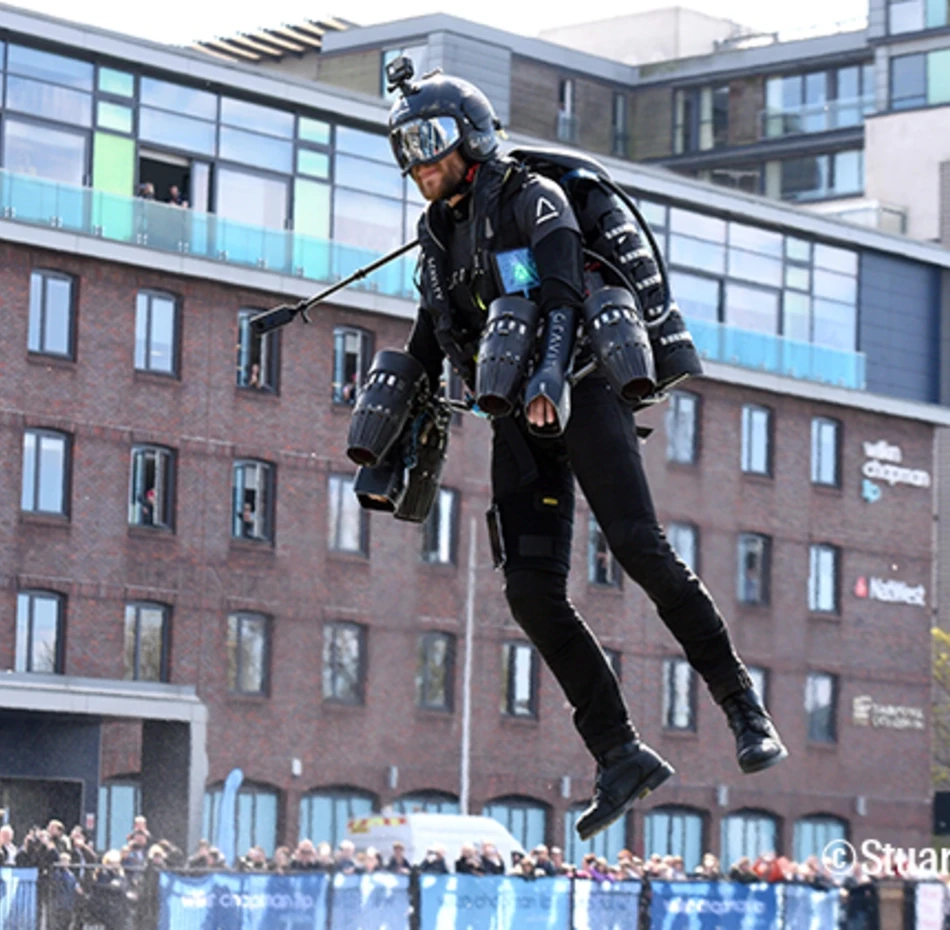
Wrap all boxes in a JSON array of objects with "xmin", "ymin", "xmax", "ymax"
[
  {"xmin": 328, "ymin": 474, "xmax": 368, "ymax": 555},
  {"xmin": 21, "ymin": 429, "xmax": 69, "ymax": 516},
  {"xmin": 299, "ymin": 789, "xmax": 375, "ymax": 848},
  {"xmin": 811, "ymin": 417, "xmax": 840, "ymax": 486},
  {"xmin": 667, "ymin": 523, "xmax": 698, "ymax": 574},
  {"xmin": 215, "ymin": 167, "xmax": 289, "ymax": 230},
  {"xmin": 891, "ymin": 54, "xmax": 927, "ymax": 109},
  {"xmin": 28, "ymin": 270, "xmax": 74, "ymax": 357},
  {"xmin": 645, "ymin": 807, "xmax": 705, "ymax": 871},
  {"xmin": 588, "ymin": 515, "xmax": 621, "ymax": 587},
  {"xmin": 483, "ymin": 797, "xmax": 548, "ymax": 852},
  {"xmin": 124, "ymin": 603, "xmax": 170, "ymax": 682},
  {"xmin": 564, "ymin": 803, "xmax": 627, "ymax": 867},
  {"xmin": 674, "ymin": 86, "xmax": 729, "ymax": 153},
  {"xmin": 662, "ymin": 658, "xmax": 696, "ymax": 730},
  {"xmin": 416, "ymin": 632, "xmax": 455, "ymax": 711},
  {"xmin": 15, "ymin": 590, "xmax": 64, "ymax": 673},
  {"xmin": 741, "ymin": 404, "xmax": 772, "ymax": 475},
  {"xmin": 422, "ymin": 489, "xmax": 458, "ymax": 565},
  {"xmin": 806, "ymin": 672, "xmax": 837, "ymax": 742},
  {"xmin": 666, "ymin": 391, "xmax": 699, "ymax": 464},
  {"xmin": 611, "ymin": 93, "xmax": 628, "ymax": 157},
  {"xmin": 793, "ymin": 816, "xmax": 847, "ymax": 861},
  {"xmin": 502, "ymin": 642, "xmax": 538, "ymax": 718},
  {"xmin": 203, "ymin": 782, "xmax": 278, "ymax": 857},
  {"xmin": 809, "ymin": 544, "xmax": 840, "ymax": 614},
  {"xmin": 97, "ymin": 779, "xmax": 140, "ymax": 853},
  {"xmin": 721, "ymin": 811, "xmax": 778, "ymax": 865},
  {"xmin": 134, "ymin": 292, "xmax": 178, "ymax": 375},
  {"xmin": 737, "ymin": 533, "xmax": 771, "ymax": 605},
  {"xmin": 3, "ymin": 118, "xmax": 86, "ymax": 188},
  {"xmin": 128, "ymin": 446, "xmax": 174, "ymax": 529},
  {"xmin": 557, "ymin": 78, "xmax": 577, "ymax": 143},
  {"xmin": 232, "ymin": 460, "xmax": 274, "ymax": 543},
  {"xmin": 236, "ymin": 309, "xmax": 277, "ymax": 391},
  {"xmin": 393, "ymin": 791, "xmax": 459, "ymax": 814},
  {"xmin": 888, "ymin": 0, "xmax": 950, "ymax": 32},
  {"xmin": 323, "ymin": 622, "xmax": 366, "ymax": 704},
  {"xmin": 227, "ymin": 613, "xmax": 269, "ymax": 695},
  {"xmin": 333, "ymin": 327, "xmax": 373, "ymax": 405},
  {"xmin": 747, "ymin": 666, "xmax": 769, "ymax": 709}
]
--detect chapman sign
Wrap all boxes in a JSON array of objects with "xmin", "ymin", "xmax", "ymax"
[
  {"xmin": 861, "ymin": 440, "xmax": 931, "ymax": 504},
  {"xmin": 854, "ymin": 576, "xmax": 927, "ymax": 608},
  {"xmin": 852, "ymin": 695, "xmax": 925, "ymax": 730}
]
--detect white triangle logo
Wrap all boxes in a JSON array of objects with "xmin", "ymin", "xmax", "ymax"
[{"xmin": 536, "ymin": 196, "xmax": 558, "ymax": 225}]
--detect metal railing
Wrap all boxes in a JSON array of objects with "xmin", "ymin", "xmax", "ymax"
[{"xmin": 759, "ymin": 95, "xmax": 875, "ymax": 138}]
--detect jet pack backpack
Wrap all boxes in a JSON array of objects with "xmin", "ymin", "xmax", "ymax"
[{"xmin": 507, "ymin": 147, "xmax": 704, "ymax": 402}]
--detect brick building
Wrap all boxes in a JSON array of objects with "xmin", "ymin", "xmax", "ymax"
[{"xmin": 0, "ymin": 4, "xmax": 948, "ymax": 872}]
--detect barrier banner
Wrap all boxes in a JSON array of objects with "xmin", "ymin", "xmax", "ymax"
[
  {"xmin": 649, "ymin": 880, "xmax": 779, "ymax": 930},
  {"xmin": 329, "ymin": 873, "xmax": 411, "ymax": 929},
  {"xmin": 419, "ymin": 873, "xmax": 570, "ymax": 930},
  {"xmin": 0, "ymin": 868, "xmax": 37, "ymax": 930},
  {"xmin": 914, "ymin": 882, "xmax": 947, "ymax": 930},
  {"xmin": 158, "ymin": 870, "xmax": 329, "ymax": 930},
  {"xmin": 782, "ymin": 883, "xmax": 840, "ymax": 930},
  {"xmin": 572, "ymin": 879, "xmax": 641, "ymax": 930}
]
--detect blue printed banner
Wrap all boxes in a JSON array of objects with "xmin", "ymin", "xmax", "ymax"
[
  {"xmin": 419, "ymin": 873, "xmax": 571, "ymax": 930},
  {"xmin": 650, "ymin": 880, "xmax": 779, "ymax": 930},
  {"xmin": 158, "ymin": 871, "xmax": 328, "ymax": 930},
  {"xmin": 573, "ymin": 880, "xmax": 641, "ymax": 930},
  {"xmin": 0, "ymin": 868, "xmax": 37, "ymax": 930},
  {"xmin": 330, "ymin": 873, "xmax": 411, "ymax": 929},
  {"xmin": 782, "ymin": 883, "xmax": 840, "ymax": 930}
]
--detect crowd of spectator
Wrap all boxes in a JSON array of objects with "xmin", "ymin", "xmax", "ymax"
[{"xmin": 0, "ymin": 813, "xmax": 945, "ymax": 928}]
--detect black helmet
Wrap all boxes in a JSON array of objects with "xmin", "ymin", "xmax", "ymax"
[{"xmin": 388, "ymin": 64, "xmax": 501, "ymax": 175}]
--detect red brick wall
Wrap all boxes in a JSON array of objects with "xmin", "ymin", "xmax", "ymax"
[{"xmin": 0, "ymin": 241, "xmax": 934, "ymax": 854}]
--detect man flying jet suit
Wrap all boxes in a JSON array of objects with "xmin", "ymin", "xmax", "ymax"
[{"xmin": 359, "ymin": 58, "xmax": 788, "ymax": 841}]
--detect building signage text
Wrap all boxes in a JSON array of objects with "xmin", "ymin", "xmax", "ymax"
[
  {"xmin": 861, "ymin": 441, "xmax": 930, "ymax": 503},
  {"xmin": 854, "ymin": 576, "xmax": 927, "ymax": 608},
  {"xmin": 852, "ymin": 695, "xmax": 925, "ymax": 730}
]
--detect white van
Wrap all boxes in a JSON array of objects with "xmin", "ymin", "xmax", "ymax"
[{"xmin": 345, "ymin": 812, "xmax": 524, "ymax": 872}]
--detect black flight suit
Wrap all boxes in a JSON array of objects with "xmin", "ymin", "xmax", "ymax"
[{"xmin": 406, "ymin": 158, "xmax": 752, "ymax": 757}]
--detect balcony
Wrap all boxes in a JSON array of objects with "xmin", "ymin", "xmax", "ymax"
[
  {"xmin": 0, "ymin": 169, "xmax": 418, "ymax": 300},
  {"xmin": 760, "ymin": 96, "xmax": 875, "ymax": 139},
  {"xmin": 687, "ymin": 317, "xmax": 866, "ymax": 390}
]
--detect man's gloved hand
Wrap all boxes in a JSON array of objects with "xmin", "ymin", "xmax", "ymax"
[
  {"xmin": 527, "ymin": 395, "xmax": 558, "ymax": 428},
  {"xmin": 522, "ymin": 307, "xmax": 576, "ymax": 436}
]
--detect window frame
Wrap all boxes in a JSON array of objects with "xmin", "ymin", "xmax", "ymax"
[
  {"xmin": 15, "ymin": 589, "xmax": 65, "ymax": 674},
  {"xmin": 203, "ymin": 781, "xmax": 279, "ymax": 858},
  {"xmin": 564, "ymin": 802, "xmax": 628, "ymax": 867},
  {"xmin": 746, "ymin": 665, "xmax": 770, "ymax": 709},
  {"xmin": 421, "ymin": 487, "xmax": 459, "ymax": 565},
  {"xmin": 227, "ymin": 611, "xmax": 271, "ymax": 696},
  {"xmin": 805, "ymin": 671, "xmax": 838, "ymax": 743},
  {"xmin": 332, "ymin": 326, "xmax": 373, "ymax": 405},
  {"xmin": 808, "ymin": 543, "xmax": 840, "ymax": 615},
  {"xmin": 662, "ymin": 657, "xmax": 697, "ymax": 731},
  {"xmin": 134, "ymin": 289, "xmax": 180, "ymax": 376},
  {"xmin": 721, "ymin": 809, "xmax": 780, "ymax": 866},
  {"xmin": 123, "ymin": 601, "xmax": 171, "ymax": 683},
  {"xmin": 793, "ymin": 814, "xmax": 848, "ymax": 862},
  {"xmin": 588, "ymin": 514, "xmax": 622, "ymax": 588},
  {"xmin": 232, "ymin": 459, "xmax": 275, "ymax": 543},
  {"xmin": 28, "ymin": 269, "xmax": 76, "ymax": 358},
  {"xmin": 502, "ymin": 641, "xmax": 539, "ymax": 719},
  {"xmin": 644, "ymin": 805, "xmax": 706, "ymax": 872},
  {"xmin": 236, "ymin": 308, "xmax": 279, "ymax": 393},
  {"xmin": 740, "ymin": 404, "xmax": 773, "ymax": 476},
  {"xmin": 128, "ymin": 444, "xmax": 175, "ymax": 530},
  {"xmin": 322, "ymin": 621, "xmax": 367, "ymax": 706},
  {"xmin": 666, "ymin": 390, "xmax": 700, "ymax": 465},
  {"xmin": 21, "ymin": 427, "xmax": 70, "ymax": 517},
  {"xmin": 299, "ymin": 787, "xmax": 376, "ymax": 849},
  {"xmin": 810, "ymin": 416, "xmax": 841, "ymax": 487},
  {"xmin": 667, "ymin": 522, "xmax": 699, "ymax": 575},
  {"xmin": 416, "ymin": 631, "xmax": 456, "ymax": 712},
  {"xmin": 737, "ymin": 532, "xmax": 771, "ymax": 606},
  {"xmin": 328, "ymin": 473, "xmax": 369, "ymax": 556},
  {"xmin": 482, "ymin": 796, "xmax": 549, "ymax": 852}
]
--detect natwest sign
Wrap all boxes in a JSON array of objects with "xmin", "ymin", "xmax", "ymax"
[{"xmin": 854, "ymin": 576, "xmax": 927, "ymax": 608}]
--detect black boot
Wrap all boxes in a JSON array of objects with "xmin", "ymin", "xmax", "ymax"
[
  {"xmin": 721, "ymin": 687, "xmax": 788, "ymax": 774},
  {"xmin": 575, "ymin": 741, "xmax": 674, "ymax": 841}
]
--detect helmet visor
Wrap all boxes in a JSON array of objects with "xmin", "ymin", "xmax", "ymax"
[{"xmin": 390, "ymin": 116, "xmax": 461, "ymax": 172}]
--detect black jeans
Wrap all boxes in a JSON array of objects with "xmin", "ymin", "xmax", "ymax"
[{"xmin": 491, "ymin": 374, "xmax": 751, "ymax": 756}]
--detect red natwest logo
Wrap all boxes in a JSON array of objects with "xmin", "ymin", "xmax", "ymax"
[{"xmin": 854, "ymin": 577, "xmax": 869, "ymax": 598}]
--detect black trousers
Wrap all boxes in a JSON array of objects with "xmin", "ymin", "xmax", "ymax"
[{"xmin": 491, "ymin": 374, "xmax": 752, "ymax": 757}]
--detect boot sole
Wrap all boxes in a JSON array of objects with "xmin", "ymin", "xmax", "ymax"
[
  {"xmin": 740, "ymin": 745, "xmax": 789, "ymax": 775},
  {"xmin": 576, "ymin": 760, "xmax": 675, "ymax": 842}
]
